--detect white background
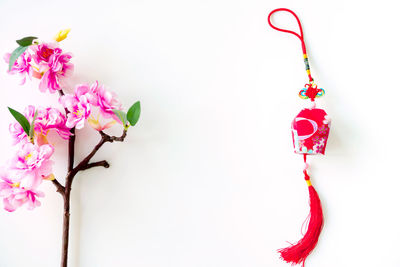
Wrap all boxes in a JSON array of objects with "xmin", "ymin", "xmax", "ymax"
[{"xmin": 0, "ymin": 0, "xmax": 399, "ymax": 266}]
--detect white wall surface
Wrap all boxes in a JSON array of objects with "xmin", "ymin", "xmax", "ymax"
[{"xmin": 0, "ymin": 0, "xmax": 399, "ymax": 266}]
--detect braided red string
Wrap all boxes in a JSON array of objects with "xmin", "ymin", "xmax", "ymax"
[{"xmin": 267, "ymin": 8, "xmax": 313, "ymax": 82}]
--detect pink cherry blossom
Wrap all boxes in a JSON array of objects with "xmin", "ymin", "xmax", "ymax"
[
  {"xmin": 9, "ymin": 143, "xmax": 54, "ymax": 189},
  {"xmin": 3, "ymin": 51, "xmax": 33, "ymax": 85},
  {"xmin": 9, "ymin": 106, "xmax": 71, "ymax": 144},
  {"xmin": 87, "ymin": 116, "xmax": 116, "ymax": 131},
  {"xmin": 5, "ymin": 42, "xmax": 73, "ymax": 93},
  {"xmin": 74, "ymin": 83, "xmax": 98, "ymax": 105},
  {"xmin": 9, "ymin": 122, "xmax": 29, "ymax": 145},
  {"xmin": 31, "ymin": 43, "xmax": 74, "ymax": 93},
  {"xmin": 0, "ymin": 172, "xmax": 14, "ymax": 199},
  {"xmin": 32, "ymin": 42, "xmax": 58, "ymax": 64},
  {"xmin": 69, "ymin": 81, "xmax": 122, "ymax": 131},
  {"xmin": 3, "ymin": 187, "xmax": 44, "ymax": 212},
  {"xmin": 60, "ymin": 89, "xmax": 92, "ymax": 129},
  {"xmin": 35, "ymin": 107, "xmax": 71, "ymax": 139},
  {"xmin": 0, "ymin": 167, "xmax": 45, "ymax": 212},
  {"xmin": 91, "ymin": 82, "xmax": 122, "ymax": 120}
]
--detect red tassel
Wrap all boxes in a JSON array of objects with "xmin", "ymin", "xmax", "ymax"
[{"xmin": 278, "ymin": 158, "xmax": 324, "ymax": 266}]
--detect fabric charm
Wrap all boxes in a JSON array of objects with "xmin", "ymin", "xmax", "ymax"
[{"xmin": 268, "ymin": 8, "xmax": 331, "ymax": 266}]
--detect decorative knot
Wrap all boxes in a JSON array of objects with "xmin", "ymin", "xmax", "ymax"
[{"xmin": 299, "ymin": 83, "xmax": 325, "ymax": 101}]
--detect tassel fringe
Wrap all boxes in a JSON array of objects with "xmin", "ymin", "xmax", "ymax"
[{"xmin": 278, "ymin": 155, "xmax": 324, "ymax": 266}]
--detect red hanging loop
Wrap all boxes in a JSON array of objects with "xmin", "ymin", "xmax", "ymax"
[{"xmin": 267, "ymin": 8, "xmax": 313, "ymax": 82}]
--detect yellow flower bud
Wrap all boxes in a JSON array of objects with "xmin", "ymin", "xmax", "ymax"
[
  {"xmin": 53, "ymin": 29, "xmax": 71, "ymax": 42},
  {"xmin": 43, "ymin": 174, "xmax": 55, "ymax": 181}
]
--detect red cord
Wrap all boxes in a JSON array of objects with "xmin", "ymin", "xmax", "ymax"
[{"xmin": 267, "ymin": 8, "xmax": 313, "ymax": 82}]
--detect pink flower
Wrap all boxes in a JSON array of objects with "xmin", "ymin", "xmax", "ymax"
[
  {"xmin": 59, "ymin": 81, "xmax": 124, "ymax": 130},
  {"xmin": 3, "ymin": 187, "xmax": 44, "ymax": 212},
  {"xmin": 9, "ymin": 106, "xmax": 71, "ymax": 144},
  {"xmin": 3, "ymin": 51, "xmax": 33, "ymax": 85},
  {"xmin": 87, "ymin": 117, "xmax": 117, "ymax": 131},
  {"xmin": 31, "ymin": 43, "xmax": 73, "ymax": 93},
  {"xmin": 92, "ymin": 82, "xmax": 122, "ymax": 119},
  {"xmin": 35, "ymin": 107, "xmax": 71, "ymax": 139},
  {"xmin": 60, "ymin": 89, "xmax": 92, "ymax": 129},
  {"xmin": 9, "ymin": 143, "xmax": 54, "ymax": 189},
  {"xmin": 9, "ymin": 122, "xmax": 29, "ymax": 145},
  {"xmin": 0, "ymin": 172, "xmax": 14, "ymax": 199},
  {"xmin": 4, "ymin": 42, "xmax": 73, "ymax": 93},
  {"xmin": 75, "ymin": 83, "xmax": 98, "ymax": 105},
  {"xmin": 32, "ymin": 42, "xmax": 57, "ymax": 64},
  {"xmin": 0, "ymin": 167, "xmax": 45, "ymax": 212}
]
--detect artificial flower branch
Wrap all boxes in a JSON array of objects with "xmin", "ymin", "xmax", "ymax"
[
  {"xmin": 62, "ymin": 128, "xmax": 128, "ymax": 184},
  {"xmin": 49, "ymin": 129, "xmax": 127, "ymax": 197},
  {"xmin": 51, "ymin": 178, "xmax": 65, "ymax": 195},
  {"xmin": 57, "ymin": 128, "xmax": 127, "ymax": 267},
  {"xmin": 1, "ymin": 30, "xmax": 141, "ymax": 267},
  {"xmin": 83, "ymin": 160, "xmax": 110, "ymax": 170}
]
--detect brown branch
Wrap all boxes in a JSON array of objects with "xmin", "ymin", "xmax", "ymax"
[
  {"xmin": 61, "ymin": 188, "xmax": 71, "ymax": 267},
  {"xmin": 51, "ymin": 179, "xmax": 65, "ymax": 196},
  {"xmin": 67, "ymin": 128, "xmax": 76, "ymax": 172},
  {"xmin": 57, "ymin": 129, "xmax": 127, "ymax": 267},
  {"xmin": 70, "ymin": 129, "xmax": 127, "ymax": 178},
  {"xmin": 58, "ymin": 89, "xmax": 76, "ymax": 267},
  {"xmin": 100, "ymin": 129, "xmax": 128, "ymax": 142},
  {"xmin": 82, "ymin": 160, "xmax": 110, "ymax": 170},
  {"xmin": 56, "ymin": 87, "xmax": 127, "ymax": 267}
]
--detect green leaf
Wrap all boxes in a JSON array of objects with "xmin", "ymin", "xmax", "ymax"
[
  {"xmin": 8, "ymin": 107, "xmax": 30, "ymax": 136},
  {"xmin": 16, "ymin": 36, "xmax": 37, "ymax": 47},
  {"xmin": 127, "ymin": 101, "xmax": 141, "ymax": 127},
  {"xmin": 112, "ymin": 109, "xmax": 127, "ymax": 126},
  {"xmin": 8, "ymin": 46, "xmax": 28, "ymax": 71},
  {"xmin": 29, "ymin": 110, "xmax": 38, "ymax": 141}
]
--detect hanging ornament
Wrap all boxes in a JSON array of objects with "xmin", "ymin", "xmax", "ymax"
[{"xmin": 267, "ymin": 8, "xmax": 331, "ymax": 266}]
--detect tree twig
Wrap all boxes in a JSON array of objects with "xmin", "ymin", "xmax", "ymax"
[
  {"xmin": 51, "ymin": 179, "xmax": 65, "ymax": 195},
  {"xmin": 71, "ymin": 129, "xmax": 127, "ymax": 178},
  {"xmin": 67, "ymin": 128, "xmax": 76, "ymax": 172},
  {"xmin": 82, "ymin": 160, "xmax": 110, "ymax": 170}
]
